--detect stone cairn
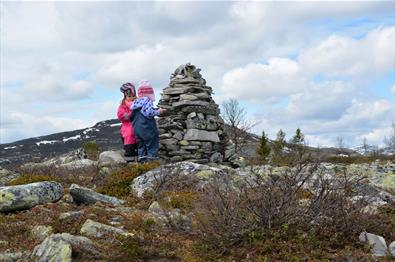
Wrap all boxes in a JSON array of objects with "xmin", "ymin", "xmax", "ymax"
[{"xmin": 157, "ymin": 63, "xmax": 236, "ymax": 164}]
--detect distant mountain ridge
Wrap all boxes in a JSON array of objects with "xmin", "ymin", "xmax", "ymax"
[
  {"xmin": 0, "ymin": 119, "xmax": 123, "ymax": 167},
  {"xmin": 2, "ymin": 119, "xmax": 393, "ymax": 168}
]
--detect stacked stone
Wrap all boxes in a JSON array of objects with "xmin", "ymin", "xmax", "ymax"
[{"xmin": 157, "ymin": 63, "xmax": 226, "ymax": 164}]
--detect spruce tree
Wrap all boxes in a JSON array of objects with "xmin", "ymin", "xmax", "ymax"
[
  {"xmin": 274, "ymin": 129, "xmax": 286, "ymax": 153},
  {"xmin": 291, "ymin": 128, "xmax": 305, "ymax": 145},
  {"xmin": 257, "ymin": 131, "xmax": 271, "ymax": 163},
  {"xmin": 272, "ymin": 129, "xmax": 286, "ymax": 165}
]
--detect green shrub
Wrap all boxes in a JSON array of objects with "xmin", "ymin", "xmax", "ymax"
[
  {"xmin": 83, "ymin": 141, "xmax": 100, "ymax": 160},
  {"xmin": 161, "ymin": 191, "xmax": 199, "ymax": 210},
  {"xmin": 257, "ymin": 131, "xmax": 271, "ymax": 163},
  {"xmin": 326, "ymin": 155, "xmax": 395, "ymax": 164},
  {"xmin": 8, "ymin": 174, "xmax": 61, "ymax": 186},
  {"xmin": 98, "ymin": 162, "xmax": 160, "ymax": 199}
]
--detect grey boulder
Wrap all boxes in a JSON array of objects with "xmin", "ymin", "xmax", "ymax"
[
  {"xmin": 80, "ymin": 219, "xmax": 130, "ymax": 238},
  {"xmin": 69, "ymin": 184, "xmax": 125, "ymax": 206},
  {"xmin": 130, "ymin": 161, "xmax": 227, "ymax": 197},
  {"xmin": 0, "ymin": 181, "xmax": 64, "ymax": 212},
  {"xmin": 359, "ymin": 232, "xmax": 388, "ymax": 257},
  {"xmin": 32, "ymin": 233, "xmax": 99, "ymax": 262},
  {"xmin": 389, "ymin": 241, "xmax": 395, "ymax": 257},
  {"xmin": 98, "ymin": 151, "xmax": 126, "ymax": 167}
]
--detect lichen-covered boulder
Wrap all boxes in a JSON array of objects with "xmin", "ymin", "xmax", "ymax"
[
  {"xmin": 0, "ymin": 250, "xmax": 24, "ymax": 262},
  {"xmin": 32, "ymin": 233, "xmax": 99, "ymax": 262},
  {"xmin": 69, "ymin": 184, "xmax": 124, "ymax": 206},
  {"xmin": 60, "ymin": 159, "xmax": 97, "ymax": 169},
  {"xmin": 130, "ymin": 161, "xmax": 229, "ymax": 197},
  {"xmin": 80, "ymin": 219, "xmax": 130, "ymax": 238},
  {"xmin": 32, "ymin": 236, "xmax": 72, "ymax": 262},
  {"xmin": 0, "ymin": 250, "xmax": 29, "ymax": 262},
  {"xmin": 0, "ymin": 181, "xmax": 64, "ymax": 212}
]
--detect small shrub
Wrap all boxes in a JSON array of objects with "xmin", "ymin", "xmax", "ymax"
[
  {"xmin": 83, "ymin": 141, "xmax": 100, "ymax": 160},
  {"xmin": 8, "ymin": 174, "xmax": 60, "ymax": 186},
  {"xmin": 98, "ymin": 162, "xmax": 160, "ymax": 199},
  {"xmin": 161, "ymin": 191, "xmax": 199, "ymax": 210},
  {"xmin": 14, "ymin": 165, "xmax": 98, "ymax": 188},
  {"xmin": 257, "ymin": 131, "xmax": 271, "ymax": 164},
  {"xmin": 326, "ymin": 154, "xmax": 395, "ymax": 164},
  {"xmin": 192, "ymin": 163, "xmax": 394, "ymax": 260},
  {"xmin": 116, "ymin": 234, "xmax": 144, "ymax": 259}
]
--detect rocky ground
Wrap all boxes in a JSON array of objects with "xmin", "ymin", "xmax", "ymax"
[{"xmin": 0, "ymin": 150, "xmax": 394, "ymax": 261}]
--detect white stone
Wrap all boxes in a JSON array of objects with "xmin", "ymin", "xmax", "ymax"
[
  {"xmin": 359, "ymin": 232, "xmax": 388, "ymax": 257},
  {"xmin": 98, "ymin": 151, "xmax": 126, "ymax": 167},
  {"xmin": 389, "ymin": 241, "xmax": 395, "ymax": 258},
  {"xmin": 180, "ymin": 94, "xmax": 198, "ymax": 101}
]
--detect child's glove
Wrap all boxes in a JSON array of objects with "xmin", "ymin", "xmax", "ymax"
[{"xmin": 123, "ymin": 113, "xmax": 130, "ymax": 120}]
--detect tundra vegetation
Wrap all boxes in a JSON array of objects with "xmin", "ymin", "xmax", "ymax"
[{"xmin": 0, "ymin": 130, "xmax": 394, "ymax": 261}]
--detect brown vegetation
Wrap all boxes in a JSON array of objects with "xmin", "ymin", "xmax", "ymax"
[{"xmin": 1, "ymin": 155, "xmax": 394, "ymax": 261}]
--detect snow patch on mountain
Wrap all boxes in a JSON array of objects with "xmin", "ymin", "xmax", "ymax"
[
  {"xmin": 36, "ymin": 140, "xmax": 59, "ymax": 146},
  {"xmin": 63, "ymin": 135, "xmax": 81, "ymax": 142}
]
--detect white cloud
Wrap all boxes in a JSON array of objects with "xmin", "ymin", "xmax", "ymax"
[
  {"xmin": 341, "ymin": 99, "xmax": 392, "ymax": 125},
  {"xmin": 93, "ymin": 44, "xmax": 177, "ymax": 89},
  {"xmin": 94, "ymin": 100, "xmax": 120, "ymax": 122},
  {"xmin": 304, "ymin": 135, "xmax": 334, "ymax": 148},
  {"xmin": 24, "ymin": 76, "xmax": 93, "ymax": 101},
  {"xmin": 359, "ymin": 126, "xmax": 393, "ymax": 146},
  {"xmin": 285, "ymin": 81, "xmax": 355, "ymax": 121},
  {"xmin": 1, "ymin": 1, "xmax": 394, "ymax": 145},
  {"xmin": 220, "ymin": 58, "xmax": 307, "ymax": 102},
  {"xmin": 1, "ymin": 2, "xmax": 60, "ymax": 51},
  {"xmin": 0, "ymin": 111, "xmax": 88, "ymax": 143},
  {"xmin": 299, "ymin": 26, "xmax": 395, "ymax": 79}
]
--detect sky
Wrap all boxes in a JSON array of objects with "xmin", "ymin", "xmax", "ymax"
[{"xmin": 1, "ymin": 1, "xmax": 394, "ymax": 148}]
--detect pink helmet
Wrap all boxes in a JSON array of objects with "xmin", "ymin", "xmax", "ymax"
[{"xmin": 120, "ymin": 83, "xmax": 136, "ymax": 97}]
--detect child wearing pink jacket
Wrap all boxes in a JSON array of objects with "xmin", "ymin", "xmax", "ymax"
[{"xmin": 117, "ymin": 83, "xmax": 138, "ymax": 162}]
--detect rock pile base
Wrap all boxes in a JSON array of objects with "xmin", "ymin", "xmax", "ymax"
[{"xmin": 157, "ymin": 63, "xmax": 227, "ymax": 164}]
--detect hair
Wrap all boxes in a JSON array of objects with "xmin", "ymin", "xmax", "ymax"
[{"xmin": 121, "ymin": 94, "xmax": 136, "ymax": 105}]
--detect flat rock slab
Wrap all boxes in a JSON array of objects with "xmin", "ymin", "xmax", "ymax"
[
  {"xmin": 0, "ymin": 181, "xmax": 64, "ymax": 213},
  {"xmin": 181, "ymin": 105, "xmax": 220, "ymax": 115},
  {"xmin": 69, "ymin": 184, "xmax": 124, "ymax": 206},
  {"xmin": 172, "ymin": 100, "xmax": 211, "ymax": 108},
  {"xmin": 80, "ymin": 219, "xmax": 128, "ymax": 238},
  {"xmin": 184, "ymin": 129, "xmax": 220, "ymax": 143},
  {"xmin": 32, "ymin": 233, "xmax": 99, "ymax": 262}
]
